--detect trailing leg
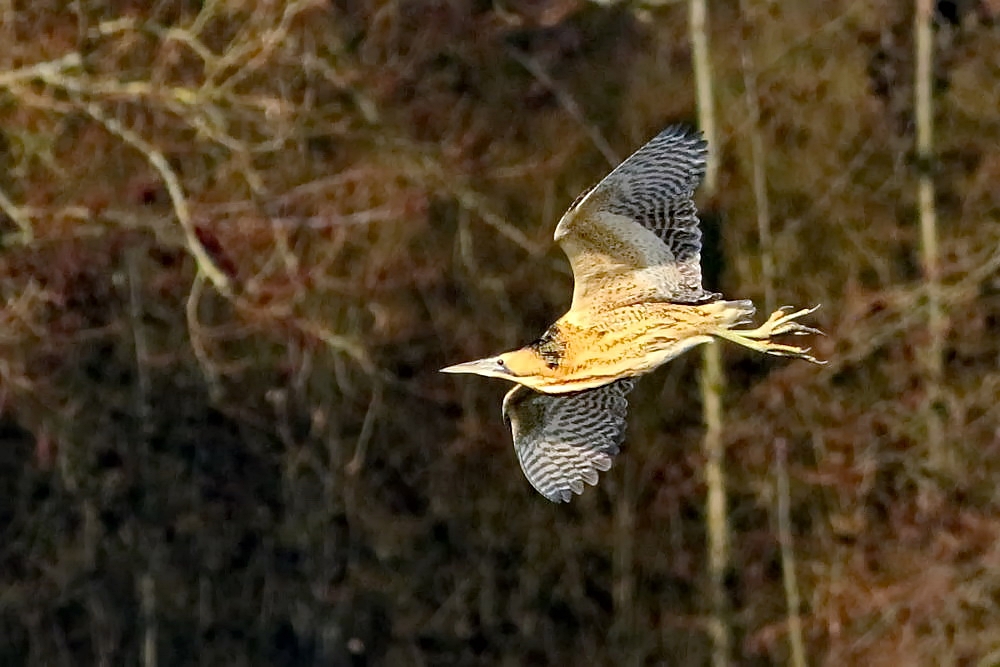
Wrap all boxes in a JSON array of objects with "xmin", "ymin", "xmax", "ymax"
[{"xmin": 712, "ymin": 305, "xmax": 824, "ymax": 363}]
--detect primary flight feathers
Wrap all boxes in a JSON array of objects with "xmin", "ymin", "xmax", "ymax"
[
  {"xmin": 503, "ymin": 379, "xmax": 635, "ymax": 503},
  {"xmin": 555, "ymin": 124, "xmax": 713, "ymax": 310}
]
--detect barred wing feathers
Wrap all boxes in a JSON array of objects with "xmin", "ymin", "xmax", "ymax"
[
  {"xmin": 502, "ymin": 379, "xmax": 636, "ymax": 503},
  {"xmin": 554, "ymin": 125, "xmax": 713, "ymax": 311}
]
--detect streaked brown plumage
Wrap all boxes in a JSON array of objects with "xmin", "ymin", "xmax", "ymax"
[{"xmin": 442, "ymin": 125, "xmax": 823, "ymax": 503}]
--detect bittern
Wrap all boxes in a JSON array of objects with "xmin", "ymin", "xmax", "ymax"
[{"xmin": 442, "ymin": 125, "xmax": 822, "ymax": 503}]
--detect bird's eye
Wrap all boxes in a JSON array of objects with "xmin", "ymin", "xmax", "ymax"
[{"xmin": 496, "ymin": 359, "xmax": 506, "ymax": 368}]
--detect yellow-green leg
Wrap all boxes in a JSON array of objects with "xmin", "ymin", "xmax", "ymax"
[{"xmin": 713, "ymin": 305, "xmax": 825, "ymax": 363}]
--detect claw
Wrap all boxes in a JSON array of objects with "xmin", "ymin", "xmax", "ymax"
[{"xmin": 787, "ymin": 325, "xmax": 824, "ymax": 336}]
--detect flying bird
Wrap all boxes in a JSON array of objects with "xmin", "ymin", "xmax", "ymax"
[{"xmin": 442, "ymin": 125, "xmax": 822, "ymax": 502}]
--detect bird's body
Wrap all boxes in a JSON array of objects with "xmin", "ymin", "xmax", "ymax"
[
  {"xmin": 510, "ymin": 298, "xmax": 756, "ymax": 393},
  {"xmin": 442, "ymin": 125, "xmax": 823, "ymax": 503}
]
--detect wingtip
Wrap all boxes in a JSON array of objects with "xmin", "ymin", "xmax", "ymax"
[
  {"xmin": 550, "ymin": 488, "xmax": 573, "ymax": 503},
  {"xmin": 661, "ymin": 123, "xmax": 706, "ymax": 146}
]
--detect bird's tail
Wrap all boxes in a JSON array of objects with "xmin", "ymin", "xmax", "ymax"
[{"xmin": 701, "ymin": 299, "xmax": 756, "ymax": 328}]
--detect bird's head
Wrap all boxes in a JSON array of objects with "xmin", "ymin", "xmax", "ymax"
[{"xmin": 440, "ymin": 347, "xmax": 552, "ymax": 388}]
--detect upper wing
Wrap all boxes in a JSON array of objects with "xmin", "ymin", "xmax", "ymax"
[
  {"xmin": 501, "ymin": 379, "xmax": 635, "ymax": 503},
  {"xmin": 554, "ymin": 125, "xmax": 713, "ymax": 312}
]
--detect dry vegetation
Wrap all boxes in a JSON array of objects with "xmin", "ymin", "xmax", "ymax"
[{"xmin": 1, "ymin": 0, "xmax": 1000, "ymax": 664}]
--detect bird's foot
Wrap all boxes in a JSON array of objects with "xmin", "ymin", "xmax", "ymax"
[
  {"xmin": 737, "ymin": 305, "xmax": 824, "ymax": 339},
  {"xmin": 716, "ymin": 305, "xmax": 825, "ymax": 364}
]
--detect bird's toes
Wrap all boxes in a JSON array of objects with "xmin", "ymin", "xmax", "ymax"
[{"xmin": 772, "ymin": 323, "xmax": 825, "ymax": 337}]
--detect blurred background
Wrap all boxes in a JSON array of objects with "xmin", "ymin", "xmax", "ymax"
[{"xmin": 1, "ymin": 0, "xmax": 999, "ymax": 665}]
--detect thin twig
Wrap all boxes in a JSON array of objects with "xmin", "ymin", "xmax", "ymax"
[
  {"xmin": 509, "ymin": 49, "xmax": 620, "ymax": 167},
  {"xmin": 738, "ymin": 10, "xmax": 775, "ymax": 313},
  {"xmin": 689, "ymin": 0, "xmax": 718, "ymax": 193},
  {"xmin": 345, "ymin": 385, "xmax": 382, "ymax": 476},
  {"xmin": 0, "ymin": 183, "xmax": 33, "ymax": 243},
  {"xmin": 0, "ymin": 52, "xmax": 82, "ymax": 86},
  {"xmin": 741, "ymin": 5, "xmax": 806, "ymax": 662},
  {"xmin": 140, "ymin": 572, "xmax": 157, "ymax": 667},
  {"xmin": 185, "ymin": 272, "xmax": 223, "ymax": 400},
  {"xmin": 699, "ymin": 343, "xmax": 729, "ymax": 665},
  {"xmin": 126, "ymin": 246, "xmax": 152, "ymax": 440},
  {"xmin": 612, "ymin": 452, "xmax": 637, "ymax": 663},
  {"xmin": 690, "ymin": 0, "xmax": 731, "ymax": 663},
  {"xmin": 209, "ymin": 0, "xmax": 325, "ymax": 92},
  {"xmin": 775, "ymin": 438, "xmax": 807, "ymax": 667},
  {"xmin": 915, "ymin": 0, "xmax": 947, "ymax": 471},
  {"xmin": 72, "ymin": 100, "xmax": 233, "ymax": 295}
]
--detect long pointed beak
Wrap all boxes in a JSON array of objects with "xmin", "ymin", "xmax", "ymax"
[{"xmin": 440, "ymin": 358, "xmax": 495, "ymax": 375}]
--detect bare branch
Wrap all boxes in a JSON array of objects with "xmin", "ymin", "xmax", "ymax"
[
  {"xmin": 0, "ymin": 52, "xmax": 81, "ymax": 87},
  {"xmin": 0, "ymin": 182, "xmax": 32, "ymax": 243},
  {"xmin": 75, "ymin": 100, "xmax": 232, "ymax": 295}
]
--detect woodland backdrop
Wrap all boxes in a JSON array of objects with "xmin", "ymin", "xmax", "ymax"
[{"xmin": 2, "ymin": 1, "xmax": 1000, "ymax": 665}]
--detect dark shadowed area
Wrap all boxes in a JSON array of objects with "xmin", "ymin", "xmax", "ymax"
[{"xmin": 1, "ymin": 1, "xmax": 999, "ymax": 665}]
